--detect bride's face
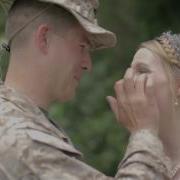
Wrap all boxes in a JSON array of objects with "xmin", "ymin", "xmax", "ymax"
[{"xmin": 131, "ymin": 48, "xmax": 174, "ymax": 130}]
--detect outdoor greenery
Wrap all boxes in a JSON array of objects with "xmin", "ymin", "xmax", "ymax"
[{"xmin": 0, "ymin": 0, "xmax": 180, "ymax": 176}]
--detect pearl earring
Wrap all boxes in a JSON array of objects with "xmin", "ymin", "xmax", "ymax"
[{"xmin": 174, "ymin": 101, "xmax": 179, "ymax": 106}]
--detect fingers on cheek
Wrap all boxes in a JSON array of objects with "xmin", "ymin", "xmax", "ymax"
[
  {"xmin": 146, "ymin": 75, "xmax": 155, "ymax": 98},
  {"xmin": 114, "ymin": 80, "xmax": 124, "ymax": 100},
  {"xmin": 128, "ymin": 75, "xmax": 147, "ymax": 107},
  {"xmin": 124, "ymin": 68, "xmax": 134, "ymax": 94},
  {"xmin": 114, "ymin": 80, "xmax": 129, "ymax": 111},
  {"xmin": 114, "ymin": 80, "xmax": 129, "ymax": 124},
  {"xmin": 135, "ymin": 74, "xmax": 147, "ymax": 95}
]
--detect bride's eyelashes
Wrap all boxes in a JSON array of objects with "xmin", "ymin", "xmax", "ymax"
[{"xmin": 135, "ymin": 63, "xmax": 151, "ymax": 74}]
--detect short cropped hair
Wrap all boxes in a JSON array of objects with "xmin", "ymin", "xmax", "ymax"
[{"xmin": 5, "ymin": 0, "xmax": 78, "ymax": 50}]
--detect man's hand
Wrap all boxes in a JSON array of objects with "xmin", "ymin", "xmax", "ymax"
[{"xmin": 107, "ymin": 68, "xmax": 160, "ymax": 135}]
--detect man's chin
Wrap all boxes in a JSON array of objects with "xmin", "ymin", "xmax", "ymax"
[{"xmin": 59, "ymin": 90, "xmax": 76, "ymax": 102}]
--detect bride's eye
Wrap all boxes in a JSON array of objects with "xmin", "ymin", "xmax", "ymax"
[
  {"xmin": 138, "ymin": 68, "xmax": 149, "ymax": 74},
  {"xmin": 136, "ymin": 64, "xmax": 151, "ymax": 74}
]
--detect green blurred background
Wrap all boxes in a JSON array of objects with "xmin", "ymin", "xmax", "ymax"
[{"xmin": 0, "ymin": 0, "xmax": 180, "ymax": 176}]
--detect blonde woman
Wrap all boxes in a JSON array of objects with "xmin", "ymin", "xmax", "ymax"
[{"xmin": 108, "ymin": 32, "xmax": 180, "ymax": 179}]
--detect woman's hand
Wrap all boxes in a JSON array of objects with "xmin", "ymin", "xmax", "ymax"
[{"xmin": 107, "ymin": 68, "xmax": 160, "ymax": 135}]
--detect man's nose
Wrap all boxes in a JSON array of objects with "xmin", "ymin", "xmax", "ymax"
[{"xmin": 81, "ymin": 53, "xmax": 92, "ymax": 72}]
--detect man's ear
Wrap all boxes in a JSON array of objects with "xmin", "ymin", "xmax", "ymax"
[{"xmin": 35, "ymin": 24, "xmax": 50, "ymax": 55}]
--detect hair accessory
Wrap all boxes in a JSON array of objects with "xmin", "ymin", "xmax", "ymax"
[{"xmin": 156, "ymin": 31, "xmax": 180, "ymax": 68}]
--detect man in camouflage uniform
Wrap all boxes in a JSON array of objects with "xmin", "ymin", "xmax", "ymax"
[{"xmin": 0, "ymin": 0, "xmax": 171, "ymax": 179}]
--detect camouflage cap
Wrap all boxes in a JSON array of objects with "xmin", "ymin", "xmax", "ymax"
[{"xmin": 1, "ymin": 0, "xmax": 117, "ymax": 50}]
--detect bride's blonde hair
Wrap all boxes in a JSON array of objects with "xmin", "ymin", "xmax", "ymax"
[{"xmin": 139, "ymin": 32, "xmax": 180, "ymax": 101}]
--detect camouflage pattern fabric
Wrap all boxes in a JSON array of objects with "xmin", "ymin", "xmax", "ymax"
[{"xmin": 0, "ymin": 83, "xmax": 171, "ymax": 179}]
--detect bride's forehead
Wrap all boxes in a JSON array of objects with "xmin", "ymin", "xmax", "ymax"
[
  {"xmin": 133, "ymin": 48, "xmax": 157, "ymax": 63},
  {"xmin": 135, "ymin": 48, "xmax": 154, "ymax": 57}
]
